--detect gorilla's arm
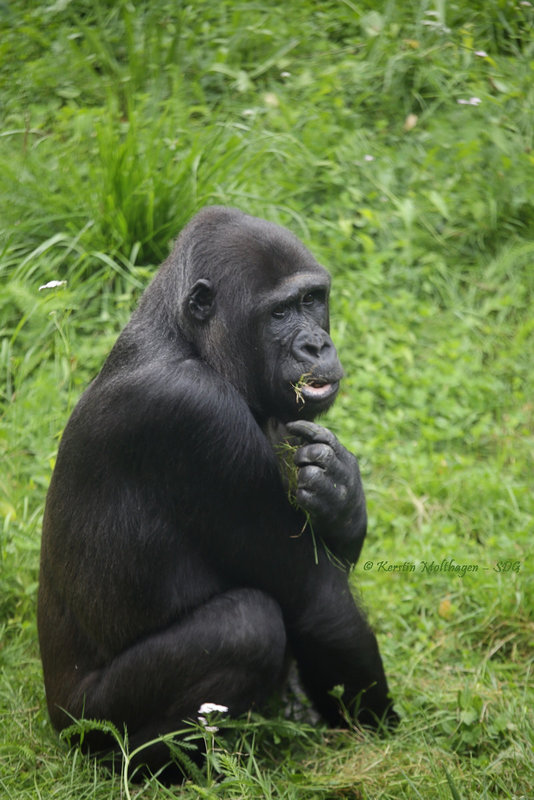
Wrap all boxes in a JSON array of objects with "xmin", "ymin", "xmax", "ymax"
[{"xmin": 285, "ymin": 420, "xmax": 367, "ymax": 565}]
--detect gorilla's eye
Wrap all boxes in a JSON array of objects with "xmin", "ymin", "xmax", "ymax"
[
  {"xmin": 303, "ymin": 290, "xmax": 325, "ymax": 307},
  {"xmin": 272, "ymin": 305, "xmax": 288, "ymax": 319}
]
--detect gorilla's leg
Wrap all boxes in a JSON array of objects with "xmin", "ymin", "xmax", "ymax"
[
  {"xmin": 289, "ymin": 580, "xmax": 397, "ymax": 730},
  {"xmin": 60, "ymin": 589, "xmax": 287, "ymax": 775}
]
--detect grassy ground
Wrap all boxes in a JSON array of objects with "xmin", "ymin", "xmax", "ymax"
[{"xmin": 1, "ymin": 1, "xmax": 533, "ymax": 797}]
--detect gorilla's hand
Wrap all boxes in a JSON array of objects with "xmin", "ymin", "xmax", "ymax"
[
  {"xmin": 285, "ymin": 421, "xmax": 366, "ymax": 562},
  {"xmin": 285, "ymin": 420, "xmax": 366, "ymax": 563}
]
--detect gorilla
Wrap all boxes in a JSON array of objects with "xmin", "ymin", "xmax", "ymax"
[{"xmin": 38, "ymin": 206, "xmax": 397, "ymax": 775}]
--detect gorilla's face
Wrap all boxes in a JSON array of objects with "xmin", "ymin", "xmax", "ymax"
[
  {"xmin": 258, "ymin": 272, "xmax": 343, "ymax": 422},
  {"xmin": 182, "ymin": 207, "xmax": 343, "ymax": 423}
]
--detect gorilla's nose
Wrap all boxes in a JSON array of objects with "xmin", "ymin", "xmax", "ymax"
[{"xmin": 291, "ymin": 328, "xmax": 333, "ymax": 360}]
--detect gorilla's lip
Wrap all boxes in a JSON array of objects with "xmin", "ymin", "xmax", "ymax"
[{"xmin": 300, "ymin": 379, "xmax": 339, "ymax": 401}]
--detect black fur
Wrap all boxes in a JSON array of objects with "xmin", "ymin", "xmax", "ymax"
[{"xmin": 38, "ymin": 207, "xmax": 397, "ymax": 776}]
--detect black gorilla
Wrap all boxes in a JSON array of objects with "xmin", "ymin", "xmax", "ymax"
[{"xmin": 38, "ymin": 206, "xmax": 397, "ymax": 773}]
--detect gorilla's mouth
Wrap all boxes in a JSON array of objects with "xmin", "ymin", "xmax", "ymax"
[{"xmin": 300, "ymin": 379, "xmax": 339, "ymax": 401}]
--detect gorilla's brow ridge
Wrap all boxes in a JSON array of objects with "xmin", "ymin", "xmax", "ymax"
[{"xmin": 258, "ymin": 272, "xmax": 330, "ymax": 311}]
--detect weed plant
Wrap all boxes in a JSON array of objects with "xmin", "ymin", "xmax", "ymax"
[{"xmin": 0, "ymin": 1, "xmax": 533, "ymax": 798}]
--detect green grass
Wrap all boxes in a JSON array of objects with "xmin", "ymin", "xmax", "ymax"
[{"xmin": 1, "ymin": 0, "xmax": 533, "ymax": 797}]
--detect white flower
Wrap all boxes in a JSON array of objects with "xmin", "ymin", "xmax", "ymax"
[
  {"xmin": 39, "ymin": 280, "xmax": 67, "ymax": 291},
  {"xmin": 198, "ymin": 718, "xmax": 219, "ymax": 732},
  {"xmin": 457, "ymin": 97, "xmax": 481, "ymax": 106},
  {"xmin": 198, "ymin": 702, "xmax": 228, "ymax": 715},
  {"xmin": 263, "ymin": 92, "xmax": 279, "ymax": 108},
  {"xmin": 198, "ymin": 703, "xmax": 228, "ymax": 733},
  {"xmin": 364, "ymin": 154, "xmax": 375, "ymax": 162},
  {"xmin": 281, "ymin": 71, "xmax": 291, "ymax": 78},
  {"xmin": 403, "ymin": 113, "xmax": 418, "ymax": 131},
  {"xmin": 475, "ymin": 50, "xmax": 488, "ymax": 57}
]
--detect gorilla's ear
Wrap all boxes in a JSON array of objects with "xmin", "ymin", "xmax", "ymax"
[{"xmin": 188, "ymin": 279, "xmax": 215, "ymax": 321}]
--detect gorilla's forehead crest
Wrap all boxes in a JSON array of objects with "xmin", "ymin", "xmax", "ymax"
[{"xmin": 178, "ymin": 205, "xmax": 328, "ymax": 292}]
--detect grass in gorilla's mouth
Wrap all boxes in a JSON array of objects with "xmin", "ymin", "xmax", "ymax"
[
  {"xmin": 292, "ymin": 373, "xmax": 334, "ymax": 405},
  {"xmin": 292, "ymin": 373, "xmax": 312, "ymax": 406}
]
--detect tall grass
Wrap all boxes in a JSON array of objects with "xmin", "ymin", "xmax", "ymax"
[{"xmin": 1, "ymin": 0, "xmax": 533, "ymax": 797}]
